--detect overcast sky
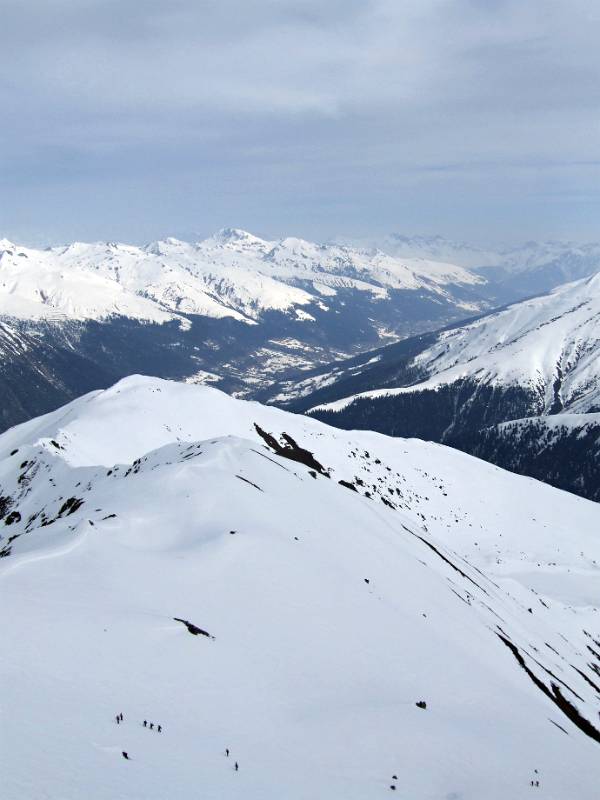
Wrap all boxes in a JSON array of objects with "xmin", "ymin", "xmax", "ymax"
[{"xmin": 2, "ymin": 0, "xmax": 599, "ymax": 246}]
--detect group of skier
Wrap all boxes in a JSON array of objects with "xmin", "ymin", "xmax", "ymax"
[
  {"xmin": 115, "ymin": 714, "xmax": 239, "ymax": 771},
  {"xmin": 115, "ymin": 713, "xmax": 163, "ymax": 733},
  {"xmin": 225, "ymin": 748, "xmax": 239, "ymax": 771}
]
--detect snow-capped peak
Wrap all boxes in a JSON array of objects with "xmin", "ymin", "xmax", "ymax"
[
  {"xmin": 143, "ymin": 237, "xmax": 191, "ymax": 256},
  {"xmin": 0, "ymin": 237, "xmax": 17, "ymax": 253},
  {"xmin": 212, "ymin": 227, "xmax": 271, "ymax": 247}
]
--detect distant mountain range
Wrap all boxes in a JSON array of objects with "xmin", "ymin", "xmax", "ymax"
[
  {"xmin": 366, "ymin": 233, "xmax": 600, "ymax": 299},
  {"xmin": 286, "ymin": 271, "xmax": 600, "ymax": 500},
  {"xmin": 0, "ymin": 230, "xmax": 486, "ymax": 325}
]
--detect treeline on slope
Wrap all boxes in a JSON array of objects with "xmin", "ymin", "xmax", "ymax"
[
  {"xmin": 310, "ymin": 382, "xmax": 600, "ymax": 503},
  {"xmin": 462, "ymin": 420, "xmax": 600, "ymax": 503},
  {"xmin": 310, "ymin": 381, "xmax": 542, "ymax": 441}
]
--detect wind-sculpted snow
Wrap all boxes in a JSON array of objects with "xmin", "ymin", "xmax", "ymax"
[{"xmin": 2, "ymin": 377, "xmax": 600, "ymax": 797}]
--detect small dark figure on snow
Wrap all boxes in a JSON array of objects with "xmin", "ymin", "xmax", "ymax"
[
  {"xmin": 119, "ymin": 713, "xmax": 123, "ymax": 722},
  {"xmin": 115, "ymin": 715, "xmax": 120, "ymax": 724},
  {"xmin": 390, "ymin": 786, "xmax": 396, "ymax": 791},
  {"xmin": 225, "ymin": 748, "xmax": 230, "ymax": 757},
  {"xmin": 392, "ymin": 775, "xmax": 398, "ymax": 780},
  {"xmin": 122, "ymin": 751, "xmax": 129, "ymax": 760},
  {"xmin": 416, "ymin": 700, "xmax": 427, "ymax": 709},
  {"xmin": 143, "ymin": 720, "xmax": 147, "ymax": 727},
  {"xmin": 149, "ymin": 722, "xmax": 154, "ymax": 730},
  {"xmin": 157, "ymin": 725, "xmax": 162, "ymax": 733},
  {"xmin": 234, "ymin": 762, "xmax": 239, "ymax": 772}
]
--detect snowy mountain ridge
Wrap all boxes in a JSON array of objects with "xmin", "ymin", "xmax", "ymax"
[
  {"xmin": 312, "ymin": 270, "xmax": 600, "ymax": 415},
  {"xmin": 0, "ymin": 230, "xmax": 483, "ymax": 325},
  {"xmin": 2, "ymin": 375, "xmax": 600, "ymax": 798}
]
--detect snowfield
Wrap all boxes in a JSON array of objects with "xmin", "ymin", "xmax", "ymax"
[{"xmin": 2, "ymin": 376, "xmax": 600, "ymax": 799}]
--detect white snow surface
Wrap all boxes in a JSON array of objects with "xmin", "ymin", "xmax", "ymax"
[
  {"xmin": 314, "ymin": 271, "xmax": 600, "ymax": 414},
  {"xmin": 0, "ymin": 230, "xmax": 482, "ymax": 324},
  {"xmin": 2, "ymin": 375, "xmax": 600, "ymax": 798}
]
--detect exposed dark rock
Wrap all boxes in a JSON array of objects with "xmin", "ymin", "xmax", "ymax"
[
  {"xmin": 173, "ymin": 617, "xmax": 214, "ymax": 639},
  {"xmin": 0, "ymin": 495, "xmax": 13, "ymax": 519},
  {"xmin": 235, "ymin": 475, "xmax": 263, "ymax": 492},
  {"xmin": 58, "ymin": 497, "xmax": 84, "ymax": 517},
  {"xmin": 254, "ymin": 424, "xmax": 330, "ymax": 476},
  {"xmin": 497, "ymin": 634, "xmax": 600, "ymax": 745}
]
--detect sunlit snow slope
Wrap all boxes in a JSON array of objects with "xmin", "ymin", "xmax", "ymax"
[{"xmin": 2, "ymin": 376, "xmax": 600, "ymax": 799}]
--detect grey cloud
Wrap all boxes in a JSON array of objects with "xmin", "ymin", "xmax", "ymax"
[{"xmin": 1, "ymin": 0, "xmax": 599, "ymax": 245}]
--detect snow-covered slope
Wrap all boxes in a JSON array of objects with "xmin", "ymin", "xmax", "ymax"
[
  {"xmin": 2, "ymin": 376, "xmax": 600, "ymax": 798},
  {"xmin": 311, "ymin": 271, "xmax": 600, "ymax": 416},
  {"xmin": 0, "ymin": 230, "xmax": 484, "ymax": 325},
  {"xmin": 0, "ymin": 240, "xmax": 177, "ymax": 324},
  {"xmin": 285, "ymin": 272, "xmax": 600, "ymax": 499}
]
